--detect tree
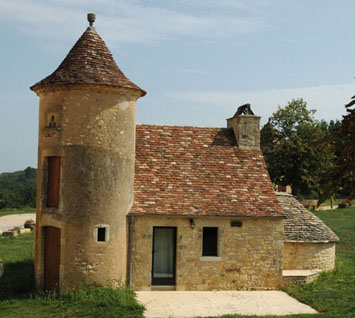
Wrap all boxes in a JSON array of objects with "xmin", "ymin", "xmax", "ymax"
[
  {"xmin": 261, "ymin": 98, "xmax": 334, "ymax": 198},
  {"xmin": 318, "ymin": 96, "xmax": 355, "ymax": 204},
  {"xmin": 0, "ymin": 167, "xmax": 37, "ymax": 209}
]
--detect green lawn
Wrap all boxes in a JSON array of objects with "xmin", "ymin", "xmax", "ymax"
[
  {"xmin": 0, "ymin": 207, "xmax": 354, "ymax": 317},
  {"xmin": 0, "ymin": 207, "xmax": 36, "ymax": 217},
  {"xmin": 0, "ymin": 233, "xmax": 144, "ymax": 317}
]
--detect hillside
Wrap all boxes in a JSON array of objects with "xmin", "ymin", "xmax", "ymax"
[{"xmin": 0, "ymin": 167, "xmax": 37, "ymax": 209}]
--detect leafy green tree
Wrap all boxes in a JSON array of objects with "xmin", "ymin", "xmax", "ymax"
[
  {"xmin": 261, "ymin": 98, "xmax": 334, "ymax": 198},
  {"xmin": 318, "ymin": 96, "xmax": 355, "ymax": 204},
  {"xmin": 0, "ymin": 167, "xmax": 37, "ymax": 209}
]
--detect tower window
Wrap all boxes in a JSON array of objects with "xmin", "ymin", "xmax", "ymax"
[
  {"xmin": 97, "ymin": 227, "xmax": 106, "ymax": 242},
  {"xmin": 46, "ymin": 156, "xmax": 61, "ymax": 208},
  {"xmin": 95, "ymin": 225, "xmax": 110, "ymax": 242}
]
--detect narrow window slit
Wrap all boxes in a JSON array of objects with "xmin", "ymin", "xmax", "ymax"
[{"xmin": 97, "ymin": 227, "xmax": 106, "ymax": 242}]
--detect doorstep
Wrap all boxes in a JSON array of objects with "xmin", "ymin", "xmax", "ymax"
[
  {"xmin": 283, "ymin": 269, "xmax": 322, "ymax": 284},
  {"xmin": 151, "ymin": 285, "xmax": 176, "ymax": 291}
]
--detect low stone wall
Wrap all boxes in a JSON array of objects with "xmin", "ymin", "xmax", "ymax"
[
  {"xmin": 131, "ymin": 216, "xmax": 284, "ymax": 291},
  {"xmin": 283, "ymin": 242, "xmax": 336, "ymax": 271}
]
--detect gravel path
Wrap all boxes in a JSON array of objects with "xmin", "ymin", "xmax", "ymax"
[
  {"xmin": 136, "ymin": 290, "xmax": 317, "ymax": 317},
  {"xmin": 0, "ymin": 213, "xmax": 36, "ymax": 232}
]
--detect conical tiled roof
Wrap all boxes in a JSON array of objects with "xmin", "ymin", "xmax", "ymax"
[
  {"xmin": 31, "ymin": 25, "xmax": 145, "ymax": 96},
  {"xmin": 277, "ymin": 193, "xmax": 339, "ymax": 243}
]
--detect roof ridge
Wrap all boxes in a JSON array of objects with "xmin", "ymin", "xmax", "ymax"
[{"xmin": 137, "ymin": 124, "xmax": 231, "ymax": 130}]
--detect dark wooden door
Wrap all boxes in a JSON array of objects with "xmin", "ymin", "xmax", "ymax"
[
  {"xmin": 44, "ymin": 227, "xmax": 61, "ymax": 292},
  {"xmin": 152, "ymin": 227, "xmax": 176, "ymax": 285},
  {"xmin": 47, "ymin": 156, "xmax": 61, "ymax": 208}
]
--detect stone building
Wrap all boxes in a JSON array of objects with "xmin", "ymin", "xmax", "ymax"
[
  {"xmin": 31, "ymin": 14, "xmax": 337, "ymax": 293},
  {"xmin": 277, "ymin": 193, "xmax": 339, "ymax": 274}
]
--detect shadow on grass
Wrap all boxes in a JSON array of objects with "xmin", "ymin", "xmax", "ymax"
[{"xmin": 0, "ymin": 259, "xmax": 35, "ymax": 300}]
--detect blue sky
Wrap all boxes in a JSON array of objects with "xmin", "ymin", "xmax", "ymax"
[{"xmin": 1, "ymin": 0, "xmax": 355, "ymax": 173}]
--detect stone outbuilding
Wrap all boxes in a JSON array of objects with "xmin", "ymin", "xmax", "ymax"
[
  {"xmin": 277, "ymin": 193, "xmax": 339, "ymax": 283},
  {"xmin": 30, "ymin": 14, "xmax": 337, "ymax": 293}
]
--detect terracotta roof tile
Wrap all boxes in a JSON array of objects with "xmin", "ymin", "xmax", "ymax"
[
  {"xmin": 277, "ymin": 193, "xmax": 339, "ymax": 242},
  {"xmin": 131, "ymin": 125, "xmax": 285, "ymax": 218},
  {"xmin": 31, "ymin": 27, "xmax": 145, "ymax": 96}
]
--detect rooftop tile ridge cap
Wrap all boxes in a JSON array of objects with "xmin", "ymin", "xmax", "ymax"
[{"xmin": 136, "ymin": 124, "xmax": 232, "ymax": 129}]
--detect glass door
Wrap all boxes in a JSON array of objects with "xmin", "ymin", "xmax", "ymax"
[{"xmin": 152, "ymin": 227, "xmax": 176, "ymax": 285}]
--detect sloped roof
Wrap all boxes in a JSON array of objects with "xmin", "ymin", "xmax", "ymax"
[
  {"xmin": 277, "ymin": 193, "xmax": 339, "ymax": 242},
  {"xmin": 130, "ymin": 125, "xmax": 285, "ymax": 218},
  {"xmin": 31, "ymin": 26, "xmax": 145, "ymax": 96}
]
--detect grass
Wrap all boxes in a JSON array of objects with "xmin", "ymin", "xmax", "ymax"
[
  {"xmin": 284, "ymin": 207, "xmax": 355, "ymax": 314},
  {"xmin": 0, "ymin": 207, "xmax": 36, "ymax": 217},
  {"xmin": 0, "ymin": 232, "xmax": 35, "ymax": 299},
  {"xmin": 0, "ymin": 284, "xmax": 145, "ymax": 318},
  {"xmin": 0, "ymin": 207, "xmax": 354, "ymax": 317},
  {"xmin": 0, "ymin": 232, "xmax": 144, "ymax": 317}
]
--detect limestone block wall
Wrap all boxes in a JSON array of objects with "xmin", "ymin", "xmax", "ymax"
[
  {"xmin": 283, "ymin": 242, "xmax": 336, "ymax": 271},
  {"xmin": 35, "ymin": 87, "xmax": 138, "ymax": 292},
  {"xmin": 131, "ymin": 216, "xmax": 284, "ymax": 291},
  {"xmin": 227, "ymin": 115, "xmax": 261, "ymax": 150}
]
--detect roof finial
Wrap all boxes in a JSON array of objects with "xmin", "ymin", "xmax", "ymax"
[{"xmin": 87, "ymin": 13, "xmax": 96, "ymax": 27}]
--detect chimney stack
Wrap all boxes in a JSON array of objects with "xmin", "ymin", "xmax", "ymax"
[{"xmin": 227, "ymin": 104, "xmax": 261, "ymax": 150}]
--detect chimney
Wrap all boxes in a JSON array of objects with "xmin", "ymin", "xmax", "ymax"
[{"xmin": 227, "ymin": 104, "xmax": 261, "ymax": 150}]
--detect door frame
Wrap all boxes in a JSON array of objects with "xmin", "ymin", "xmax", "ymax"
[
  {"xmin": 43, "ymin": 226, "xmax": 61, "ymax": 293},
  {"xmin": 151, "ymin": 226, "xmax": 177, "ymax": 286}
]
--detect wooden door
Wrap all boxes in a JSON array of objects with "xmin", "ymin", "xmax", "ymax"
[
  {"xmin": 44, "ymin": 227, "xmax": 61, "ymax": 292},
  {"xmin": 152, "ymin": 227, "xmax": 176, "ymax": 285},
  {"xmin": 47, "ymin": 156, "xmax": 61, "ymax": 208}
]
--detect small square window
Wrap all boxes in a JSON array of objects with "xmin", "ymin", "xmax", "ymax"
[
  {"xmin": 95, "ymin": 225, "xmax": 110, "ymax": 242},
  {"xmin": 97, "ymin": 227, "xmax": 106, "ymax": 242},
  {"xmin": 202, "ymin": 227, "xmax": 218, "ymax": 256}
]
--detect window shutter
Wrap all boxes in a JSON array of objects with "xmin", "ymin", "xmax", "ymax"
[{"xmin": 47, "ymin": 156, "xmax": 61, "ymax": 207}]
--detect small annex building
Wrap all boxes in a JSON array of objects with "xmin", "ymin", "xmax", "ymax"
[
  {"xmin": 277, "ymin": 193, "xmax": 339, "ymax": 272},
  {"xmin": 30, "ymin": 14, "xmax": 337, "ymax": 293}
]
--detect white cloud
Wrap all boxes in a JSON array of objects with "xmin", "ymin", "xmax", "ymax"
[
  {"xmin": 0, "ymin": 0, "xmax": 271, "ymax": 44},
  {"xmin": 175, "ymin": 0, "xmax": 274, "ymax": 10},
  {"xmin": 168, "ymin": 83, "xmax": 355, "ymax": 124}
]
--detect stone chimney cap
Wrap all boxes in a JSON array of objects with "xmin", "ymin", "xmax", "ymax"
[
  {"xmin": 87, "ymin": 13, "xmax": 96, "ymax": 27},
  {"xmin": 234, "ymin": 104, "xmax": 254, "ymax": 116},
  {"xmin": 227, "ymin": 104, "xmax": 258, "ymax": 121}
]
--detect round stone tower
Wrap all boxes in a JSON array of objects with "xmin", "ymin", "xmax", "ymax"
[{"xmin": 30, "ymin": 14, "xmax": 145, "ymax": 293}]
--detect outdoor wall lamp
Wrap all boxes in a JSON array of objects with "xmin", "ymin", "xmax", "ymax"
[{"xmin": 189, "ymin": 218, "xmax": 195, "ymax": 229}]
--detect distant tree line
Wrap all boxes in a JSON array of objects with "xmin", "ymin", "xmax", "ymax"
[
  {"xmin": 261, "ymin": 97, "xmax": 354, "ymax": 204},
  {"xmin": 0, "ymin": 167, "xmax": 37, "ymax": 209}
]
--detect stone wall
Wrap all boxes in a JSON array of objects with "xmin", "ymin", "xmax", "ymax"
[
  {"xmin": 283, "ymin": 242, "xmax": 336, "ymax": 271},
  {"xmin": 131, "ymin": 216, "xmax": 284, "ymax": 291},
  {"xmin": 35, "ymin": 87, "xmax": 138, "ymax": 292},
  {"xmin": 227, "ymin": 115, "xmax": 261, "ymax": 150}
]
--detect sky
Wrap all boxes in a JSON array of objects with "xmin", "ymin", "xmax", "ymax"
[{"xmin": 1, "ymin": 0, "xmax": 355, "ymax": 173}]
